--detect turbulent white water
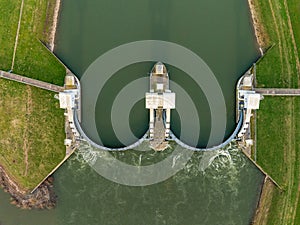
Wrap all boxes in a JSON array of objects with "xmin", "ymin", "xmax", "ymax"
[
  {"xmin": 76, "ymin": 140, "xmax": 244, "ymax": 176},
  {"xmin": 199, "ymin": 142, "xmax": 245, "ymax": 172},
  {"xmin": 76, "ymin": 142, "xmax": 101, "ymax": 166},
  {"xmin": 48, "ymin": 140, "xmax": 262, "ymax": 225}
]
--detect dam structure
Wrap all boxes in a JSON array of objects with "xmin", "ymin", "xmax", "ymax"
[
  {"xmin": 28, "ymin": 61, "xmax": 264, "ymax": 193},
  {"xmin": 69, "ymin": 62, "xmax": 259, "ymax": 152}
]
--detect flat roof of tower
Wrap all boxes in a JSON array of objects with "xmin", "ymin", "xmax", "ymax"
[{"xmin": 145, "ymin": 92, "xmax": 175, "ymax": 109}]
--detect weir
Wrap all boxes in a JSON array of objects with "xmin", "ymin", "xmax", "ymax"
[
  {"xmin": 70, "ymin": 63, "xmax": 253, "ymax": 152},
  {"xmin": 73, "ymin": 108, "xmax": 244, "ymax": 151},
  {"xmin": 56, "ymin": 59, "xmax": 290, "ymax": 192},
  {"xmin": 27, "ymin": 43, "xmax": 261, "ymax": 153}
]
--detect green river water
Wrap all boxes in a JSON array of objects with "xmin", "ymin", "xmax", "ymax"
[{"xmin": 0, "ymin": 0, "xmax": 264, "ymax": 224}]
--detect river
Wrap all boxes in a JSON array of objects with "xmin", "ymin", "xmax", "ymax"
[{"xmin": 0, "ymin": 0, "xmax": 264, "ymax": 224}]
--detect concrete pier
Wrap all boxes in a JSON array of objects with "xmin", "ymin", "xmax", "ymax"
[{"xmin": 146, "ymin": 62, "xmax": 176, "ymax": 151}]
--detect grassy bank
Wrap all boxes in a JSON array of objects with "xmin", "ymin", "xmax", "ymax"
[
  {"xmin": 252, "ymin": 0, "xmax": 300, "ymax": 224},
  {"xmin": 0, "ymin": 0, "xmax": 20, "ymax": 70},
  {"xmin": 14, "ymin": 0, "xmax": 65, "ymax": 85},
  {"xmin": 0, "ymin": 0, "xmax": 65, "ymax": 191}
]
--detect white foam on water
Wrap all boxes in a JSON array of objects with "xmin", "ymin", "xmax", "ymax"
[
  {"xmin": 198, "ymin": 142, "xmax": 245, "ymax": 175},
  {"xmin": 76, "ymin": 141, "xmax": 106, "ymax": 166}
]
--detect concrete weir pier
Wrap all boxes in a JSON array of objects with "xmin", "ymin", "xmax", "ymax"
[{"xmin": 145, "ymin": 62, "xmax": 175, "ymax": 151}]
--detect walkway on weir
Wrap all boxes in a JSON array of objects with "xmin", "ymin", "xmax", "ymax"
[
  {"xmin": 254, "ymin": 88, "xmax": 300, "ymax": 96},
  {"xmin": 0, "ymin": 70, "xmax": 64, "ymax": 93}
]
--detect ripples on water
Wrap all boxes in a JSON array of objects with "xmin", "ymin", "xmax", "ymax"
[
  {"xmin": 55, "ymin": 141, "xmax": 260, "ymax": 225},
  {"xmin": 76, "ymin": 140, "xmax": 244, "ymax": 173},
  {"xmin": 0, "ymin": 142, "xmax": 259, "ymax": 225}
]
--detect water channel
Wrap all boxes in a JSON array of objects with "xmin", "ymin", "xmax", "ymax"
[{"xmin": 0, "ymin": 0, "xmax": 264, "ymax": 224}]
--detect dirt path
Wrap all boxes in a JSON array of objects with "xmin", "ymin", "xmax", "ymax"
[
  {"xmin": 283, "ymin": 0, "xmax": 300, "ymax": 86},
  {"xmin": 11, "ymin": 0, "xmax": 24, "ymax": 71},
  {"xmin": 269, "ymin": 1, "xmax": 293, "ymax": 223},
  {"xmin": 267, "ymin": 1, "xmax": 299, "ymax": 223},
  {"xmin": 23, "ymin": 86, "xmax": 32, "ymax": 177},
  {"xmin": 293, "ymin": 181, "xmax": 300, "ymax": 223},
  {"xmin": 284, "ymin": 100, "xmax": 296, "ymax": 224},
  {"xmin": 268, "ymin": 0, "xmax": 284, "ymax": 76},
  {"xmin": 270, "ymin": 1, "xmax": 298, "ymax": 224}
]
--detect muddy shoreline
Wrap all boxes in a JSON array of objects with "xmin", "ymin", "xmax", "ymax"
[
  {"xmin": 247, "ymin": 0, "xmax": 269, "ymax": 53},
  {"xmin": 0, "ymin": 165, "xmax": 56, "ymax": 209},
  {"xmin": 251, "ymin": 178, "xmax": 275, "ymax": 224},
  {"xmin": 48, "ymin": 0, "xmax": 61, "ymax": 51}
]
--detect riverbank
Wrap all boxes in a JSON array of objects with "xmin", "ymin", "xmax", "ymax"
[
  {"xmin": 252, "ymin": 178, "xmax": 275, "ymax": 224},
  {"xmin": 247, "ymin": 0, "xmax": 269, "ymax": 51},
  {"xmin": 0, "ymin": 166, "xmax": 56, "ymax": 209},
  {"xmin": 0, "ymin": 0, "xmax": 65, "ymax": 209},
  {"xmin": 48, "ymin": 0, "xmax": 61, "ymax": 51},
  {"xmin": 249, "ymin": 0, "xmax": 300, "ymax": 224}
]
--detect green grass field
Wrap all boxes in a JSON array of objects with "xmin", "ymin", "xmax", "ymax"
[
  {"xmin": 0, "ymin": 0, "xmax": 20, "ymax": 70},
  {"xmin": 0, "ymin": 0, "xmax": 65, "ymax": 191},
  {"xmin": 253, "ymin": 0, "xmax": 300, "ymax": 224},
  {"xmin": 14, "ymin": 0, "xmax": 65, "ymax": 85}
]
